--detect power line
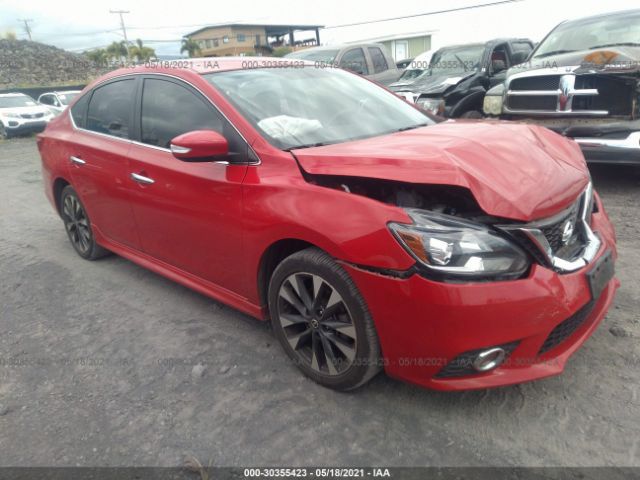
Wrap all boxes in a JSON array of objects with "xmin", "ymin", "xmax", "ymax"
[
  {"xmin": 109, "ymin": 9, "xmax": 130, "ymax": 44},
  {"xmin": 325, "ymin": 0, "xmax": 525, "ymax": 29},
  {"xmin": 18, "ymin": 18, "xmax": 34, "ymax": 41}
]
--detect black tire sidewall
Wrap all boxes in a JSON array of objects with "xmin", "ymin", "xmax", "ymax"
[
  {"xmin": 268, "ymin": 248, "xmax": 380, "ymax": 391},
  {"xmin": 60, "ymin": 186, "xmax": 102, "ymax": 260}
]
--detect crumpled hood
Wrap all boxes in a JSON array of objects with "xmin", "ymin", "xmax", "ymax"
[
  {"xmin": 391, "ymin": 71, "xmax": 475, "ymax": 95},
  {"xmin": 508, "ymin": 46, "xmax": 640, "ymax": 77},
  {"xmin": 292, "ymin": 121, "xmax": 589, "ymax": 222}
]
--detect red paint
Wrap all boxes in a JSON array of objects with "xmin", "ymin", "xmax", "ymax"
[
  {"xmin": 170, "ymin": 130, "xmax": 229, "ymax": 159},
  {"xmin": 38, "ymin": 60, "xmax": 618, "ymax": 390}
]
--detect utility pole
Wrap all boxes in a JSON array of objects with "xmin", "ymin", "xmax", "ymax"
[
  {"xmin": 18, "ymin": 18, "xmax": 33, "ymax": 41},
  {"xmin": 109, "ymin": 10, "xmax": 130, "ymax": 44}
]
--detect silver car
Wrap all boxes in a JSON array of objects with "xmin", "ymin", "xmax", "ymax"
[
  {"xmin": 285, "ymin": 43, "xmax": 400, "ymax": 86},
  {"xmin": 37, "ymin": 90, "xmax": 82, "ymax": 116}
]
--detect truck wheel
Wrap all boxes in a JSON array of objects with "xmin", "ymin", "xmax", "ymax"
[{"xmin": 460, "ymin": 110, "xmax": 483, "ymax": 119}]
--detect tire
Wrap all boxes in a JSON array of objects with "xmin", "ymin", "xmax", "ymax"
[
  {"xmin": 60, "ymin": 185, "xmax": 110, "ymax": 260},
  {"xmin": 460, "ymin": 110, "xmax": 483, "ymax": 119},
  {"xmin": 0, "ymin": 123, "xmax": 8, "ymax": 140},
  {"xmin": 268, "ymin": 248, "xmax": 381, "ymax": 391}
]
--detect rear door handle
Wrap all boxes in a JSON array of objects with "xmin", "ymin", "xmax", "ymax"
[
  {"xmin": 130, "ymin": 172, "xmax": 155, "ymax": 185},
  {"xmin": 70, "ymin": 156, "xmax": 86, "ymax": 165}
]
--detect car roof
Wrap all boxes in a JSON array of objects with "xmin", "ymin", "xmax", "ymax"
[
  {"xmin": 0, "ymin": 92, "xmax": 29, "ymax": 97},
  {"xmin": 561, "ymin": 8, "xmax": 640, "ymax": 25}
]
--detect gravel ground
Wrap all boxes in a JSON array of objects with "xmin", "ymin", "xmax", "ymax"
[{"xmin": 0, "ymin": 136, "xmax": 639, "ymax": 468}]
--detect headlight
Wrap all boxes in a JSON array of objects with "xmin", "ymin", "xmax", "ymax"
[
  {"xmin": 483, "ymin": 95, "xmax": 503, "ymax": 116},
  {"xmin": 483, "ymin": 84, "xmax": 505, "ymax": 116},
  {"xmin": 416, "ymin": 97, "xmax": 445, "ymax": 116},
  {"xmin": 389, "ymin": 209, "xmax": 529, "ymax": 280},
  {"xmin": 1, "ymin": 112, "xmax": 20, "ymax": 118}
]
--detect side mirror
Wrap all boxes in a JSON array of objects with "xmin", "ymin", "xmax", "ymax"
[
  {"xmin": 170, "ymin": 130, "xmax": 228, "ymax": 162},
  {"xmin": 511, "ymin": 51, "xmax": 529, "ymax": 66}
]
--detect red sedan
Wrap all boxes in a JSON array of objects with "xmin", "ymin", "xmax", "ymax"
[{"xmin": 37, "ymin": 59, "xmax": 618, "ymax": 391}]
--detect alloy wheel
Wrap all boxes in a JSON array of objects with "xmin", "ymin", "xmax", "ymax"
[
  {"xmin": 277, "ymin": 272, "xmax": 358, "ymax": 376},
  {"xmin": 62, "ymin": 194, "xmax": 91, "ymax": 254}
]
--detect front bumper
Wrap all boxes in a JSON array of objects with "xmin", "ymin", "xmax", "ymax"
[
  {"xmin": 2, "ymin": 119, "xmax": 49, "ymax": 136},
  {"xmin": 574, "ymin": 132, "xmax": 640, "ymax": 165},
  {"xmin": 344, "ymin": 207, "xmax": 618, "ymax": 391}
]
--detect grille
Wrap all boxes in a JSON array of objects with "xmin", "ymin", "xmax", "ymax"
[
  {"xmin": 508, "ymin": 96, "xmax": 557, "ymax": 111},
  {"xmin": 540, "ymin": 205, "xmax": 580, "ymax": 253},
  {"xmin": 538, "ymin": 301, "xmax": 595, "ymax": 355},
  {"xmin": 510, "ymin": 75, "xmax": 561, "ymax": 91},
  {"xmin": 506, "ymin": 73, "xmax": 634, "ymax": 116},
  {"xmin": 20, "ymin": 112, "xmax": 44, "ymax": 119},
  {"xmin": 435, "ymin": 342, "xmax": 519, "ymax": 379}
]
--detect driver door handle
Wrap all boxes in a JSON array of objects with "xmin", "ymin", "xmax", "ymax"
[
  {"xmin": 130, "ymin": 172, "xmax": 155, "ymax": 185},
  {"xmin": 70, "ymin": 155, "xmax": 86, "ymax": 165}
]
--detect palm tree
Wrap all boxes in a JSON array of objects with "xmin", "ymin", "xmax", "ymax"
[
  {"xmin": 84, "ymin": 48, "xmax": 109, "ymax": 66},
  {"xmin": 180, "ymin": 37, "xmax": 201, "ymax": 58},
  {"xmin": 106, "ymin": 41, "xmax": 129, "ymax": 61},
  {"xmin": 129, "ymin": 38, "xmax": 155, "ymax": 62}
]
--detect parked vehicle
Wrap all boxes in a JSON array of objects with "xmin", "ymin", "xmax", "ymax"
[
  {"xmin": 483, "ymin": 9, "xmax": 640, "ymax": 165},
  {"xmin": 38, "ymin": 58, "xmax": 617, "ymax": 391},
  {"xmin": 38, "ymin": 90, "xmax": 82, "ymax": 116},
  {"xmin": 391, "ymin": 39, "xmax": 534, "ymax": 117},
  {"xmin": 0, "ymin": 93, "xmax": 54, "ymax": 139},
  {"xmin": 286, "ymin": 43, "xmax": 400, "ymax": 85},
  {"xmin": 390, "ymin": 50, "xmax": 433, "ymax": 86}
]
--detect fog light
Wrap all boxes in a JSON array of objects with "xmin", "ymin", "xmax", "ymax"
[{"xmin": 472, "ymin": 347, "xmax": 506, "ymax": 372}]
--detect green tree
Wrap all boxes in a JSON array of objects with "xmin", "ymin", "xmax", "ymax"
[
  {"xmin": 273, "ymin": 46, "xmax": 292, "ymax": 57},
  {"xmin": 180, "ymin": 37, "xmax": 201, "ymax": 58},
  {"xmin": 106, "ymin": 41, "xmax": 128, "ymax": 61},
  {"xmin": 129, "ymin": 38, "xmax": 155, "ymax": 62},
  {"xmin": 84, "ymin": 48, "xmax": 109, "ymax": 66}
]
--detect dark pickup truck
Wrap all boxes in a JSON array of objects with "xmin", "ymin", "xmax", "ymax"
[
  {"xmin": 483, "ymin": 9, "xmax": 640, "ymax": 165},
  {"xmin": 390, "ymin": 38, "xmax": 534, "ymax": 118}
]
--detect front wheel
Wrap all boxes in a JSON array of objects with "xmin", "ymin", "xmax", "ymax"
[
  {"xmin": 268, "ymin": 248, "xmax": 381, "ymax": 391},
  {"xmin": 0, "ymin": 123, "xmax": 8, "ymax": 140},
  {"xmin": 60, "ymin": 186, "xmax": 110, "ymax": 260}
]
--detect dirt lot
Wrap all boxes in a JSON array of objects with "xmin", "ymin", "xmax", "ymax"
[{"xmin": 0, "ymin": 136, "xmax": 639, "ymax": 468}]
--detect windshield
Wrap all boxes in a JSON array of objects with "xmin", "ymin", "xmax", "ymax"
[
  {"xmin": 534, "ymin": 11, "xmax": 640, "ymax": 58},
  {"xmin": 58, "ymin": 92, "xmax": 79, "ymax": 105},
  {"xmin": 429, "ymin": 45, "xmax": 485, "ymax": 76},
  {"xmin": 0, "ymin": 95, "xmax": 37, "ymax": 108},
  {"xmin": 286, "ymin": 49, "xmax": 340, "ymax": 64},
  {"xmin": 399, "ymin": 68, "xmax": 426, "ymax": 81},
  {"xmin": 206, "ymin": 67, "xmax": 431, "ymax": 150}
]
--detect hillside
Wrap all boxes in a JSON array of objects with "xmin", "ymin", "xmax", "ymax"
[{"xmin": 0, "ymin": 39, "xmax": 109, "ymax": 89}]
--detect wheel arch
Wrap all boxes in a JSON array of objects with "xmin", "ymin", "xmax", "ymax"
[
  {"xmin": 52, "ymin": 177, "xmax": 71, "ymax": 216},
  {"xmin": 257, "ymin": 238, "xmax": 319, "ymax": 316}
]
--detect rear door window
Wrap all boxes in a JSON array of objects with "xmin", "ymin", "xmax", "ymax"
[
  {"xmin": 86, "ymin": 79, "xmax": 135, "ymax": 139},
  {"xmin": 368, "ymin": 47, "xmax": 389, "ymax": 73}
]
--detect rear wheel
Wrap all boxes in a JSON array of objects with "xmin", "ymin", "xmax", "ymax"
[
  {"xmin": 60, "ymin": 185, "xmax": 110, "ymax": 260},
  {"xmin": 268, "ymin": 248, "xmax": 381, "ymax": 391}
]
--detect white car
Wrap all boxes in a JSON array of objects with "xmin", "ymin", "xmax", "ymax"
[
  {"xmin": 37, "ymin": 90, "xmax": 81, "ymax": 116},
  {"xmin": 0, "ymin": 93, "xmax": 55, "ymax": 139}
]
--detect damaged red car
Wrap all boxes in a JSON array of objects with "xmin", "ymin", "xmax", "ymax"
[{"xmin": 38, "ymin": 59, "xmax": 618, "ymax": 391}]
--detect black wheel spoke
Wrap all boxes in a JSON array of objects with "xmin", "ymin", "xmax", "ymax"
[
  {"xmin": 319, "ymin": 332, "xmax": 339, "ymax": 375},
  {"xmin": 323, "ymin": 331, "xmax": 356, "ymax": 363},
  {"xmin": 286, "ymin": 327, "xmax": 312, "ymax": 351},
  {"xmin": 322, "ymin": 320, "xmax": 357, "ymax": 340}
]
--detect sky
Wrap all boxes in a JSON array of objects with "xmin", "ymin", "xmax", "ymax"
[{"xmin": 0, "ymin": 0, "xmax": 638, "ymax": 57}]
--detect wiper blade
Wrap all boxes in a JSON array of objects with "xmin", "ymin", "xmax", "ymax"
[
  {"xmin": 395, "ymin": 123, "xmax": 430, "ymax": 132},
  {"xmin": 534, "ymin": 49, "xmax": 576, "ymax": 59},
  {"xmin": 588, "ymin": 42, "xmax": 640, "ymax": 49},
  {"xmin": 285, "ymin": 142, "xmax": 332, "ymax": 151}
]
